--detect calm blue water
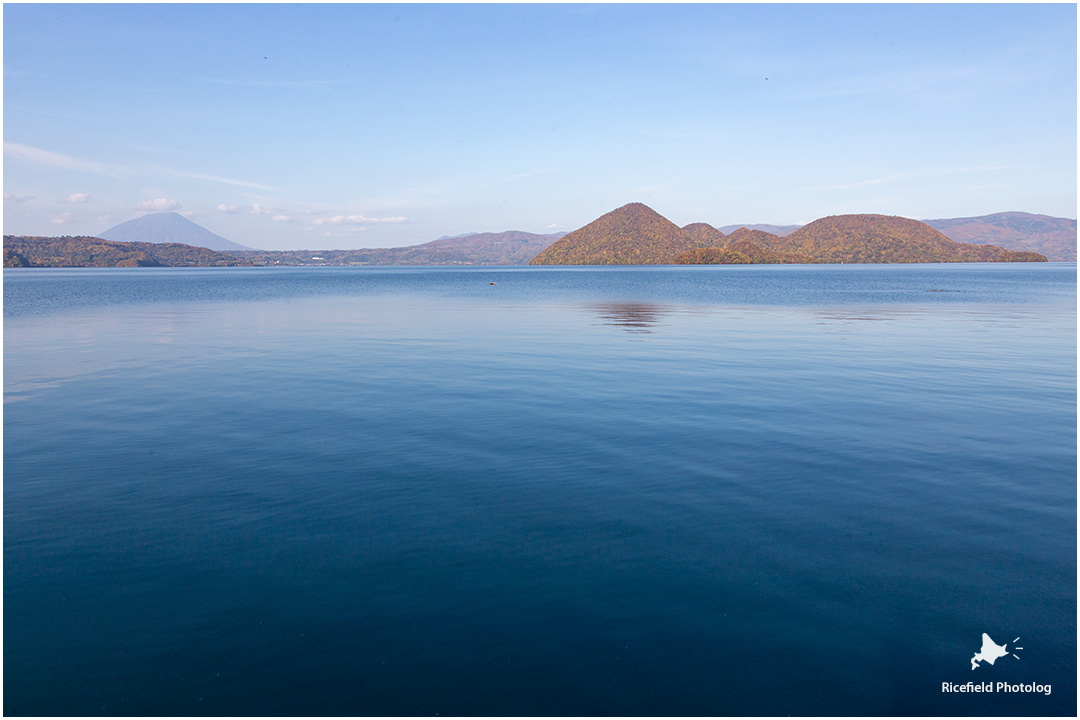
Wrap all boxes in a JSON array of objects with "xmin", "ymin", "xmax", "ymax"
[{"xmin": 4, "ymin": 264, "xmax": 1076, "ymax": 716}]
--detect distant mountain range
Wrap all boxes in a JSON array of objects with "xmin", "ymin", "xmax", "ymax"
[
  {"xmin": 923, "ymin": 212, "xmax": 1076, "ymax": 262},
  {"xmin": 232, "ymin": 230, "xmax": 565, "ymax": 266},
  {"xmin": 718, "ymin": 223, "xmax": 801, "ymax": 236},
  {"xmin": 99, "ymin": 212, "xmax": 256, "ymax": 251},
  {"xmin": 530, "ymin": 203, "xmax": 1047, "ymax": 265},
  {"xmin": 5, "ymin": 207, "xmax": 1070, "ymax": 267},
  {"xmin": 2, "ymin": 230, "xmax": 562, "ymax": 268}
]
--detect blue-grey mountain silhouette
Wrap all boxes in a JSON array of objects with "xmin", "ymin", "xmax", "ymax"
[
  {"xmin": 718, "ymin": 223, "xmax": 802, "ymax": 236},
  {"xmin": 924, "ymin": 211, "xmax": 1075, "ymax": 262},
  {"xmin": 99, "ymin": 212, "xmax": 254, "ymax": 251}
]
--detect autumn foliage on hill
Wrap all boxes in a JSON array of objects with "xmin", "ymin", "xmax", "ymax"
[
  {"xmin": 529, "ymin": 203, "xmax": 708, "ymax": 265},
  {"xmin": 3, "ymin": 236, "xmax": 254, "ymax": 267},
  {"xmin": 674, "ymin": 247, "xmax": 753, "ymax": 264},
  {"xmin": 681, "ymin": 222, "xmax": 727, "ymax": 246},
  {"xmin": 532, "ymin": 206, "xmax": 1048, "ymax": 265},
  {"xmin": 772, "ymin": 214, "xmax": 1019, "ymax": 263}
]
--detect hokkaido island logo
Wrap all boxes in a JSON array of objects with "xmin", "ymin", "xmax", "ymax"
[{"xmin": 971, "ymin": 633, "xmax": 1022, "ymax": 670}]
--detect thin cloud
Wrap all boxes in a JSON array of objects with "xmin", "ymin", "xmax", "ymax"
[
  {"xmin": 320, "ymin": 228, "xmax": 370, "ymax": 237},
  {"xmin": 219, "ymin": 202, "xmax": 279, "ymax": 215},
  {"xmin": 4, "ymin": 142, "xmax": 120, "ymax": 178},
  {"xmin": 203, "ymin": 77, "xmax": 352, "ymax": 91},
  {"xmin": 162, "ymin": 168, "xmax": 276, "ymax": 191},
  {"xmin": 810, "ymin": 163, "xmax": 1018, "ymax": 192},
  {"xmin": 3, "ymin": 192, "xmax": 35, "ymax": 202},
  {"xmin": 272, "ymin": 214, "xmax": 295, "ymax": 222},
  {"xmin": 797, "ymin": 62, "xmax": 983, "ymax": 102},
  {"xmin": 313, "ymin": 214, "xmax": 407, "ymax": 226},
  {"xmin": 501, "ymin": 168, "xmax": 558, "ymax": 183},
  {"xmin": 64, "ymin": 192, "xmax": 92, "ymax": 203},
  {"xmin": 4, "ymin": 143, "xmax": 276, "ymax": 193},
  {"xmin": 812, "ymin": 172, "xmax": 918, "ymax": 192},
  {"xmin": 134, "ymin": 198, "xmax": 182, "ymax": 212}
]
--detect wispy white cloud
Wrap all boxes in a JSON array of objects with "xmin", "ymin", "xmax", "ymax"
[
  {"xmin": 51, "ymin": 212, "xmax": 72, "ymax": 224},
  {"xmin": 64, "ymin": 192, "xmax": 92, "ymax": 203},
  {"xmin": 313, "ymin": 214, "xmax": 408, "ymax": 226},
  {"xmin": 4, "ymin": 142, "xmax": 120, "ymax": 177},
  {"xmin": 203, "ymin": 77, "xmax": 352, "ymax": 91},
  {"xmin": 644, "ymin": 130, "xmax": 713, "ymax": 140},
  {"xmin": 3, "ymin": 192, "xmax": 35, "ymax": 202},
  {"xmin": 810, "ymin": 163, "xmax": 1018, "ymax": 192},
  {"xmin": 162, "ymin": 168, "xmax": 276, "ymax": 191},
  {"xmin": 501, "ymin": 168, "xmax": 558, "ymax": 183},
  {"xmin": 134, "ymin": 198, "xmax": 182, "ymax": 212},
  {"xmin": 793, "ymin": 54, "xmax": 1030, "ymax": 105},
  {"xmin": 812, "ymin": 172, "xmax": 918, "ymax": 192},
  {"xmin": 320, "ymin": 228, "xmax": 370, "ymax": 237},
  {"xmin": 272, "ymin": 214, "xmax": 295, "ymax": 222},
  {"xmin": 218, "ymin": 202, "xmax": 280, "ymax": 215},
  {"xmin": 959, "ymin": 184, "xmax": 1007, "ymax": 191},
  {"xmin": 4, "ymin": 142, "xmax": 274, "ymax": 193}
]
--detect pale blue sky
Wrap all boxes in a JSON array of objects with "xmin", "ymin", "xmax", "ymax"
[{"xmin": 4, "ymin": 3, "xmax": 1076, "ymax": 250}]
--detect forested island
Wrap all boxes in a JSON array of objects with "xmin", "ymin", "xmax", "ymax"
[{"xmin": 529, "ymin": 204, "xmax": 1047, "ymax": 265}]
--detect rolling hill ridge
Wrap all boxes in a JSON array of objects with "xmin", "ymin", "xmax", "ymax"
[
  {"xmin": 5, "ymin": 206, "xmax": 1061, "ymax": 267},
  {"xmin": 531, "ymin": 205, "xmax": 1047, "ymax": 265},
  {"xmin": 924, "ymin": 211, "xmax": 1075, "ymax": 261},
  {"xmin": 3, "ymin": 235, "xmax": 256, "ymax": 267},
  {"xmin": 233, "ymin": 230, "xmax": 564, "ymax": 266}
]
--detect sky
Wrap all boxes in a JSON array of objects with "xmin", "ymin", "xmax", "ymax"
[{"xmin": 3, "ymin": 3, "xmax": 1077, "ymax": 251}]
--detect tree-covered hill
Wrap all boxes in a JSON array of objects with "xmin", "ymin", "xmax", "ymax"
[
  {"xmin": 681, "ymin": 222, "xmax": 727, "ymax": 246},
  {"xmin": 673, "ymin": 229, "xmax": 809, "ymax": 265},
  {"xmin": 529, "ymin": 206, "xmax": 1048, "ymax": 265},
  {"xmin": 3, "ymin": 236, "xmax": 256, "ymax": 267},
  {"xmin": 529, "ymin": 203, "xmax": 702, "ymax": 265},
  {"xmin": 773, "ymin": 214, "xmax": 1038, "ymax": 263}
]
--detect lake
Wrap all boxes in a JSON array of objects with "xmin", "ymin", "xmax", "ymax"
[{"xmin": 4, "ymin": 263, "xmax": 1076, "ymax": 716}]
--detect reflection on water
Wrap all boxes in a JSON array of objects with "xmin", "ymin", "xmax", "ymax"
[{"xmin": 586, "ymin": 301, "xmax": 672, "ymax": 334}]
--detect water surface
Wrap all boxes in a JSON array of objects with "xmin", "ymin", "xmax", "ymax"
[{"xmin": 5, "ymin": 264, "xmax": 1076, "ymax": 715}]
